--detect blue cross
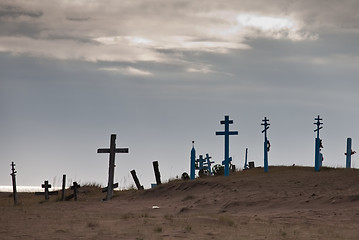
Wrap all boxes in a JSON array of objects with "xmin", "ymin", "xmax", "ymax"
[
  {"xmin": 261, "ymin": 117, "xmax": 270, "ymax": 172},
  {"xmin": 313, "ymin": 115, "xmax": 323, "ymax": 172},
  {"xmin": 216, "ymin": 115, "xmax": 238, "ymax": 176},
  {"xmin": 205, "ymin": 153, "xmax": 214, "ymax": 175}
]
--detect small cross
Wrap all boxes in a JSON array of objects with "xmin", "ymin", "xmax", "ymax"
[
  {"xmin": 205, "ymin": 154, "xmax": 214, "ymax": 175},
  {"xmin": 314, "ymin": 115, "xmax": 323, "ymax": 139},
  {"xmin": 42, "ymin": 180, "xmax": 52, "ymax": 200},
  {"xmin": 71, "ymin": 182, "xmax": 81, "ymax": 201}
]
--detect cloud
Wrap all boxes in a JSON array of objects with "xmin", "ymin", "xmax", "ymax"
[
  {"xmin": 100, "ymin": 66, "xmax": 153, "ymax": 76},
  {"xmin": 0, "ymin": 4, "xmax": 43, "ymax": 19}
]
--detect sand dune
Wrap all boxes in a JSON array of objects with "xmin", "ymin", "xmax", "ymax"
[{"xmin": 1, "ymin": 166, "xmax": 359, "ymax": 239}]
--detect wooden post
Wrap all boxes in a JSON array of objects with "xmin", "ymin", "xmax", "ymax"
[
  {"xmin": 71, "ymin": 182, "xmax": 80, "ymax": 201},
  {"xmin": 130, "ymin": 170, "xmax": 144, "ymax": 190},
  {"xmin": 97, "ymin": 134, "xmax": 129, "ymax": 200},
  {"xmin": 61, "ymin": 174, "xmax": 66, "ymax": 201},
  {"xmin": 216, "ymin": 115, "xmax": 238, "ymax": 176},
  {"xmin": 153, "ymin": 161, "xmax": 161, "ymax": 185},
  {"xmin": 10, "ymin": 162, "xmax": 18, "ymax": 205}
]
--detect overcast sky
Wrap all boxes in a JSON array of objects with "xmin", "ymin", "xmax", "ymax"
[{"xmin": 1, "ymin": 0, "xmax": 359, "ymax": 189}]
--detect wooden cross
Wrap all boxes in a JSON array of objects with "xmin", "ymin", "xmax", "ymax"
[
  {"xmin": 71, "ymin": 182, "xmax": 81, "ymax": 201},
  {"xmin": 97, "ymin": 134, "xmax": 129, "ymax": 200},
  {"xmin": 10, "ymin": 162, "xmax": 18, "ymax": 204},
  {"xmin": 216, "ymin": 115, "xmax": 238, "ymax": 176},
  {"xmin": 35, "ymin": 181, "xmax": 58, "ymax": 200}
]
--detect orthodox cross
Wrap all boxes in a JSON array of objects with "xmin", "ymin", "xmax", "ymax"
[
  {"xmin": 216, "ymin": 115, "xmax": 238, "ymax": 176},
  {"xmin": 314, "ymin": 115, "xmax": 323, "ymax": 172},
  {"xmin": 10, "ymin": 162, "xmax": 18, "ymax": 204},
  {"xmin": 97, "ymin": 134, "xmax": 129, "ymax": 200},
  {"xmin": 261, "ymin": 117, "xmax": 270, "ymax": 172}
]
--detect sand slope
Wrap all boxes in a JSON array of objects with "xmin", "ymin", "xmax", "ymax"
[{"xmin": 1, "ymin": 166, "xmax": 359, "ymax": 239}]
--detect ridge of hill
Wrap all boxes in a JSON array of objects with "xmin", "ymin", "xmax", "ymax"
[{"xmin": 1, "ymin": 166, "xmax": 359, "ymax": 239}]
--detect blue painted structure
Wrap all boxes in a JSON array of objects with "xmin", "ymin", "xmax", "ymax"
[
  {"xmin": 314, "ymin": 115, "xmax": 323, "ymax": 172},
  {"xmin": 216, "ymin": 115, "xmax": 238, "ymax": 176},
  {"xmin": 205, "ymin": 153, "xmax": 214, "ymax": 175},
  {"xmin": 190, "ymin": 141, "xmax": 196, "ymax": 180},
  {"xmin": 261, "ymin": 117, "xmax": 270, "ymax": 172},
  {"xmin": 346, "ymin": 138, "xmax": 352, "ymax": 168},
  {"xmin": 244, "ymin": 148, "xmax": 248, "ymax": 170}
]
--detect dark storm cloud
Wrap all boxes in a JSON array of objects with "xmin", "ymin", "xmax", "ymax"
[{"xmin": 0, "ymin": 4, "xmax": 42, "ymax": 19}]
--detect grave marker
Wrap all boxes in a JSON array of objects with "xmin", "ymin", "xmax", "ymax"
[
  {"xmin": 216, "ymin": 115, "xmax": 238, "ymax": 176},
  {"xmin": 153, "ymin": 161, "xmax": 161, "ymax": 185},
  {"xmin": 61, "ymin": 174, "xmax": 66, "ymax": 201},
  {"xmin": 261, "ymin": 117, "xmax": 270, "ymax": 172},
  {"xmin": 35, "ymin": 181, "xmax": 58, "ymax": 200},
  {"xmin": 314, "ymin": 115, "xmax": 323, "ymax": 172},
  {"xmin": 10, "ymin": 162, "xmax": 18, "ymax": 205},
  {"xmin": 196, "ymin": 155, "xmax": 206, "ymax": 171},
  {"xmin": 205, "ymin": 154, "xmax": 214, "ymax": 175},
  {"xmin": 97, "ymin": 134, "xmax": 129, "ymax": 200},
  {"xmin": 190, "ymin": 141, "xmax": 196, "ymax": 180},
  {"xmin": 71, "ymin": 182, "xmax": 80, "ymax": 201},
  {"xmin": 244, "ymin": 148, "xmax": 249, "ymax": 170},
  {"xmin": 130, "ymin": 170, "xmax": 144, "ymax": 190}
]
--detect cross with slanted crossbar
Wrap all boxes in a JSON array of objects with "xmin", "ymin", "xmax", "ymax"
[
  {"xmin": 216, "ymin": 115, "xmax": 238, "ymax": 176},
  {"xmin": 97, "ymin": 134, "xmax": 128, "ymax": 200}
]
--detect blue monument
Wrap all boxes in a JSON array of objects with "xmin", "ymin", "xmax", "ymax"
[
  {"xmin": 261, "ymin": 117, "xmax": 270, "ymax": 172},
  {"xmin": 244, "ymin": 148, "xmax": 249, "ymax": 170},
  {"xmin": 216, "ymin": 115, "xmax": 238, "ymax": 176},
  {"xmin": 205, "ymin": 153, "xmax": 214, "ymax": 175},
  {"xmin": 314, "ymin": 115, "xmax": 323, "ymax": 172},
  {"xmin": 190, "ymin": 141, "xmax": 196, "ymax": 180}
]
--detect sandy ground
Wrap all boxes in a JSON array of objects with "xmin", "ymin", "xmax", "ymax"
[{"xmin": 1, "ymin": 166, "xmax": 359, "ymax": 239}]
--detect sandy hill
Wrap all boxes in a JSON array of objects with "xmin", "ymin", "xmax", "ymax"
[{"xmin": 1, "ymin": 166, "xmax": 359, "ymax": 239}]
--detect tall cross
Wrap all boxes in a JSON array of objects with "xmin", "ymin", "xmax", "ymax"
[
  {"xmin": 216, "ymin": 115, "xmax": 238, "ymax": 176},
  {"xmin": 97, "ymin": 134, "xmax": 129, "ymax": 200},
  {"xmin": 313, "ymin": 115, "xmax": 323, "ymax": 172},
  {"xmin": 261, "ymin": 117, "xmax": 270, "ymax": 172}
]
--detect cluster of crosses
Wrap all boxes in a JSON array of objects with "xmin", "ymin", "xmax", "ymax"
[{"xmin": 8, "ymin": 115, "xmax": 357, "ymax": 204}]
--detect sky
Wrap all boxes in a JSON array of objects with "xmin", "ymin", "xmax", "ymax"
[{"xmin": 1, "ymin": 0, "xmax": 359, "ymax": 189}]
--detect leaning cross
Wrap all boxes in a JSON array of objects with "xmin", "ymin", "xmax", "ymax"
[
  {"xmin": 205, "ymin": 154, "xmax": 214, "ymax": 175},
  {"xmin": 97, "ymin": 134, "xmax": 129, "ymax": 200},
  {"xmin": 216, "ymin": 115, "xmax": 238, "ymax": 176}
]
